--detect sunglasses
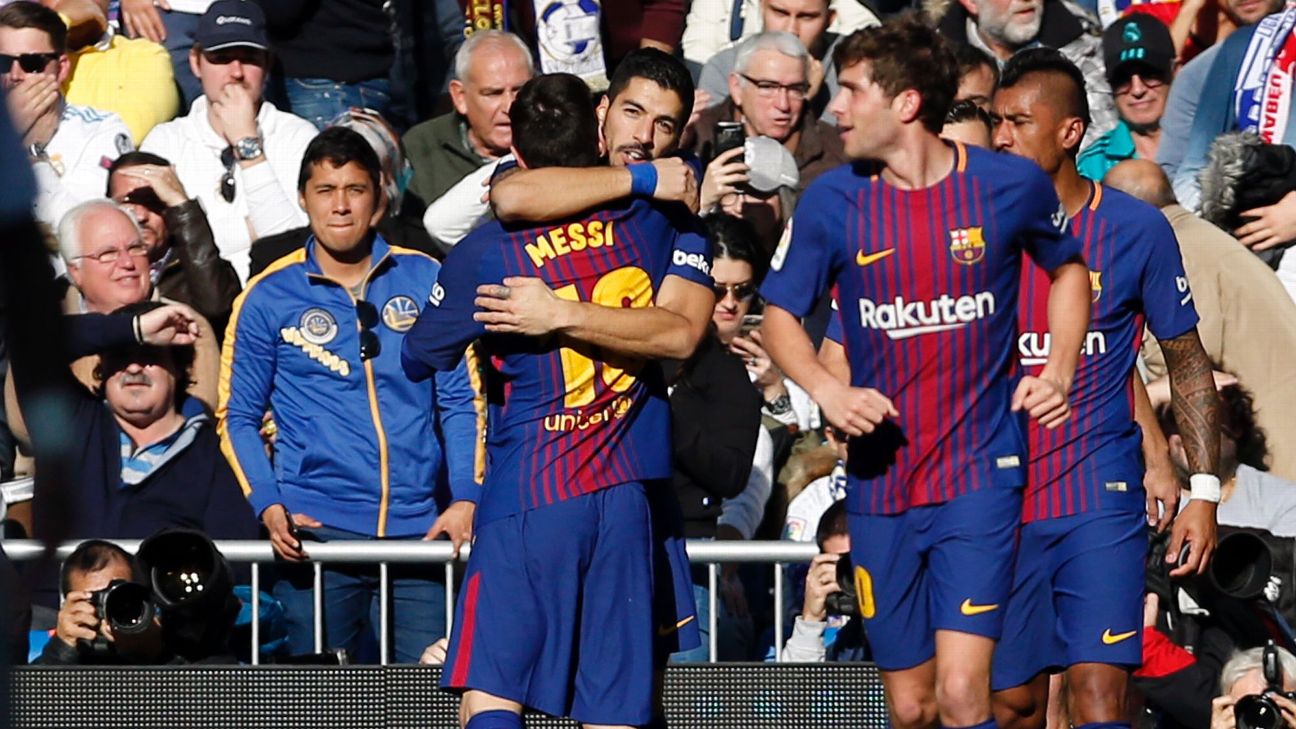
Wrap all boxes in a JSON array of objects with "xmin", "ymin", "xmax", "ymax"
[
  {"xmin": 0, "ymin": 52, "xmax": 58, "ymax": 74},
  {"xmin": 713, "ymin": 281, "xmax": 756, "ymax": 301},
  {"xmin": 219, "ymin": 146, "xmax": 236, "ymax": 203},
  {"xmin": 355, "ymin": 300, "xmax": 381, "ymax": 361}
]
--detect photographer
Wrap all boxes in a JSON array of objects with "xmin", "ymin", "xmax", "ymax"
[
  {"xmin": 781, "ymin": 500, "xmax": 867, "ymax": 662},
  {"xmin": 34, "ymin": 540, "xmax": 164, "ymax": 665},
  {"xmin": 1212, "ymin": 647, "xmax": 1296, "ymax": 729}
]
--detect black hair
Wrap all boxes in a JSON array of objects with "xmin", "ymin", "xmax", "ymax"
[
  {"xmin": 999, "ymin": 47, "xmax": 1092, "ymax": 136},
  {"xmin": 60, "ymin": 540, "xmax": 141, "ymax": 595},
  {"xmin": 0, "ymin": 2, "xmax": 66, "ymax": 55},
  {"xmin": 945, "ymin": 99, "xmax": 993, "ymax": 129},
  {"xmin": 106, "ymin": 151, "xmax": 173, "ymax": 195},
  {"xmin": 832, "ymin": 14, "xmax": 959, "ymax": 133},
  {"xmin": 706, "ymin": 214, "xmax": 769, "ymax": 285},
  {"xmin": 297, "ymin": 126, "xmax": 383, "ymax": 194},
  {"xmin": 509, "ymin": 73, "xmax": 602, "ymax": 169},
  {"xmin": 815, "ymin": 500, "xmax": 849, "ymax": 551},
  {"xmin": 954, "ymin": 43, "xmax": 1000, "ymax": 88},
  {"xmin": 606, "ymin": 48, "xmax": 695, "ymax": 125}
]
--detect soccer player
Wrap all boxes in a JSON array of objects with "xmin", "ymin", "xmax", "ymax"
[
  {"xmin": 759, "ymin": 18, "xmax": 1093, "ymax": 729},
  {"xmin": 990, "ymin": 49, "xmax": 1221, "ymax": 729},
  {"xmin": 400, "ymin": 71, "xmax": 715, "ymax": 729}
]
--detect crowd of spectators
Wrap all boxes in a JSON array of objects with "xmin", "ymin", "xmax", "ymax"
[{"xmin": 0, "ymin": 0, "xmax": 1293, "ymax": 724}]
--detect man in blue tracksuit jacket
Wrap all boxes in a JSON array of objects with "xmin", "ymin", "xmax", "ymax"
[{"xmin": 217, "ymin": 127, "xmax": 478, "ymax": 662}]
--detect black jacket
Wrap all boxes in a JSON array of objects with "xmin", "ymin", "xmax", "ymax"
[
  {"xmin": 154, "ymin": 200, "xmax": 241, "ymax": 340},
  {"xmin": 664, "ymin": 333, "xmax": 761, "ymax": 539}
]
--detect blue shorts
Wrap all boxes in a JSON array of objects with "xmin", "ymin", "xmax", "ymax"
[
  {"xmin": 991, "ymin": 509, "xmax": 1147, "ymax": 691},
  {"xmin": 440, "ymin": 481, "xmax": 699, "ymax": 725},
  {"xmin": 849, "ymin": 487, "xmax": 1021, "ymax": 672}
]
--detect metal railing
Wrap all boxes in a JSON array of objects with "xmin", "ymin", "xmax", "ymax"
[{"xmin": 3, "ymin": 539, "xmax": 820, "ymax": 664}]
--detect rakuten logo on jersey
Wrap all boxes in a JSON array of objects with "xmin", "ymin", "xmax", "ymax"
[
  {"xmin": 857, "ymin": 292, "xmax": 995, "ymax": 339},
  {"xmin": 1017, "ymin": 331, "xmax": 1109, "ymax": 366}
]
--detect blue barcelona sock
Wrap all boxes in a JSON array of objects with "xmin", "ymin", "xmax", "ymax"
[
  {"xmin": 465, "ymin": 709, "xmax": 522, "ymax": 729},
  {"xmin": 1075, "ymin": 723, "xmax": 1131, "ymax": 729},
  {"xmin": 941, "ymin": 720, "xmax": 999, "ymax": 729}
]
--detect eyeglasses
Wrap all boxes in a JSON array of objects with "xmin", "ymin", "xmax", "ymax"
[
  {"xmin": 739, "ymin": 73, "xmax": 810, "ymax": 100},
  {"xmin": 1112, "ymin": 71, "xmax": 1169, "ymax": 94},
  {"xmin": 219, "ymin": 146, "xmax": 237, "ymax": 203},
  {"xmin": 355, "ymin": 300, "xmax": 381, "ymax": 361},
  {"xmin": 73, "ymin": 241, "xmax": 151, "ymax": 265},
  {"xmin": 0, "ymin": 52, "xmax": 59, "ymax": 74},
  {"xmin": 713, "ymin": 281, "xmax": 757, "ymax": 301}
]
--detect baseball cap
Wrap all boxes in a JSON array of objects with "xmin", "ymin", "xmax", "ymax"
[
  {"xmin": 196, "ymin": 0, "xmax": 269, "ymax": 53},
  {"xmin": 744, "ymin": 136, "xmax": 799, "ymax": 194},
  {"xmin": 1102, "ymin": 14, "xmax": 1174, "ymax": 83}
]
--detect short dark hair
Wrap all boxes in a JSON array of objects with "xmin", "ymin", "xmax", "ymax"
[
  {"xmin": 297, "ymin": 126, "xmax": 383, "ymax": 194},
  {"xmin": 832, "ymin": 14, "xmax": 959, "ymax": 134},
  {"xmin": 1000, "ymin": 48, "xmax": 1091, "ymax": 138},
  {"xmin": 706, "ymin": 214, "xmax": 769, "ymax": 285},
  {"xmin": 60, "ymin": 540, "xmax": 141, "ymax": 595},
  {"xmin": 815, "ymin": 500, "xmax": 849, "ymax": 550},
  {"xmin": 606, "ymin": 48, "xmax": 695, "ymax": 126},
  {"xmin": 509, "ymin": 73, "xmax": 602, "ymax": 169},
  {"xmin": 945, "ymin": 99, "xmax": 993, "ymax": 130},
  {"xmin": 0, "ymin": 2, "xmax": 66, "ymax": 55},
  {"xmin": 106, "ymin": 151, "xmax": 173, "ymax": 194},
  {"xmin": 954, "ymin": 43, "xmax": 999, "ymax": 88}
]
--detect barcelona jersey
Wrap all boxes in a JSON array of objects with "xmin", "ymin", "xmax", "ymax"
[
  {"xmin": 760, "ymin": 142, "xmax": 1082, "ymax": 515},
  {"xmin": 1017, "ymin": 182, "xmax": 1198, "ymax": 521},
  {"xmin": 401, "ymin": 199, "xmax": 713, "ymax": 525}
]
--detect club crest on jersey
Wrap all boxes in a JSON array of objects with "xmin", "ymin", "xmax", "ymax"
[
  {"xmin": 1090, "ymin": 270, "xmax": 1103, "ymax": 302},
  {"xmin": 299, "ymin": 307, "xmax": 338, "ymax": 345},
  {"xmin": 382, "ymin": 295, "xmax": 420, "ymax": 332},
  {"xmin": 948, "ymin": 226, "xmax": 986, "ymax": 265}
]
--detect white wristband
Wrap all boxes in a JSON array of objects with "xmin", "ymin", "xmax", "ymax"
[{"xmin": 1189, "ymin": 473, "xmax": 1222, "ymax": 503}]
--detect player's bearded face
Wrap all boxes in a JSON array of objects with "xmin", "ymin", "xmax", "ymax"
[
  {"xmin": 300, "ymin": 160, "xmax": 387, "ymax": 258},
  {"xmin": 973, "ymin": 0, "xmax": 1043, "ymax": 47},
  {"xmin": 598, "ymin": 78, "xmax": 685, "ymax": 166},
  {"xmin": 830, "ymin": 61, "xmax": 898, "ymax": 160}
]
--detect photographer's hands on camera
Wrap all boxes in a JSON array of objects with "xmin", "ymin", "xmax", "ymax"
[
  {"xmin": 1214, "ymin": 693, "xmax": 1296, "ymax": 729},
  {"xmin": 803, "ymin": 553, "xmax": 843, "ymax": 623}
]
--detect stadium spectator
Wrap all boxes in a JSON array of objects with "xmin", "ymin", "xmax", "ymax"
[
  {"xmin": 1212, "ymin": 647, "xmax": 1296, "ymax": 729},
  {"xmin": 938, "ymin": 0, "xmax": 1118, "ymax": 148},
  {"xmin": 118, "ymin": 0, "xmax": 211, "ymax": 108},
  {"xmin": 255, "ymin": 0, "xmax": 395, "ymax": 130},
  {"xmin": 783, "ymin": 425, "xmax": 847, "ymax": 542},
  {"xmin": 1104, "ymin": 159, "xmax": 1296, "ymax": 482},
  {"xmin": 400, "ymin": 31, "xmax": 532, "ymax": 222},
  {"xmin": 0, "ymin": 1, "xmax": 133, "ymax": 230},
  {"xmin": 61, "ymin": 0, "xmax": 179, "ymax": 145},
  {"xmin": 11, "ymin": 302, "xmax": 258, "ymax": 613},
  {"xmin": 694, "ymin": 32, "xmax": 845, "ymax": 207},
  {"xmin": 1077, "ymin": 15, "xmax": 1175, "ymax": 180},
  {"xmin": 954, "ymin": 43, "xmax": 998, "ymax": 109},
  {"xmin": 216, "ymin": 127, "xmax": 477, "ymax": 664},
  {"xmin": 942, "ymin": 98, "xmax": 994, "ymax": 147},
  {"xmin": 782, "ymin": 500, "xmax": 868, "ymax": 662},
  {"xmin": 107, "ymin": 151, "xmax": 241, "ymax": 336},
  {"xmin": 141, "ymin": 0, "xmax": 318, "ymax": 284}
]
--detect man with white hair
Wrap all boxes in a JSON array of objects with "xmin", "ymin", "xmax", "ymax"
[
  {"xmin": 1212, "ymin": 646, "xmax": 1296, "ymax": 729},
  {"xmin": 401, "ymin": 30, "xmax": 533, "ymax": 222},
  {"xmin": 937, "ymin": 0, "xmax": 1117, "ymax": 148}
]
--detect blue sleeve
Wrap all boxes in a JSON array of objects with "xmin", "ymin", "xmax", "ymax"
[
  {"xmin": 1175, "ymin": 30, "xmax": 1250, "ymax": 210},
  {"xmin": 433, "ymin": 354, "xmax": 481, "ymax": 503},
  {"xmin": 1138, "ymin": 215, "xmax": 1201, "ymax": 341},
  {"xmin": 759, "ymin": 194, "xmax": 843, "ymax": 317},
  {"xmin": 400, "ymin": 234, "xmax": 495, "ymax": 379},
  {"xmin": 664, "ymin": 204, "xmax": 714, "ymax": 288},
  {"xmin": 217, "ymin": 288, "xmax": 281, "ymax": 518},
  {"xmin": 0, "ymin": 90, "xmax": 34, "ymax": 223},
  {"xmin": 1018, "ymin": 167, "xmax": 1083, "ymax": 272}
]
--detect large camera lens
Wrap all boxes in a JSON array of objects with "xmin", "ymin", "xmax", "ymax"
[
  {"xmin": 145, "ymin": 534, "xmax": 218, "ymax": 606},
  {"xmin": 825, "ymin": 554, "xmax": 859, "ymax": 617},
  {"xmin": 1236, "ymin": 694, "xmax": 1286, "ymax": 729},
  {"xmin": 100, "ymin": 581, "xmax": 154, "ymax": 634}
]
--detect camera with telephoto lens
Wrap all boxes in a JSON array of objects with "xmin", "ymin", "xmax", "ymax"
[
  {"xmin": 824, "ymin": 554, "xmax": 859, "ymax": 618},
  {"xmin": 1236, "ymin": 642, "xmax": 1296, "ymax": 729},
  {"xmin": 78, "ymin": 579, "xmax": 156, "ymax": 657}
]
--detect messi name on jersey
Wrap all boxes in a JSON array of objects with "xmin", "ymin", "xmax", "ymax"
[{"xmin": 524, "ymin": 220, "xmax": 616, "ymax": 268}]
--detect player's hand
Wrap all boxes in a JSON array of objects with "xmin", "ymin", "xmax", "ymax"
[
  {"xmin": 650, "ymin": 157, "xmax": 700, "ymax": 213},
  {"xmin": 1211, "ymin": 695, "xmax": 1238, "ymax": 729},
  {"xmin": 802, "ymin": 553, "xmax": 842, "ymax": 623},
  {"xmin": 7, "ymin": 74, "xmax": 60, "ymax": 141},
  {"xmin": 1168, "ymin": 498, "xmax": 1217, "ymax": 578},
  {"xmin": 1144, "ymin": 452, "xmax": 1180, "ymax": 533},
  {"xmin": 262, "ymin": 504, "xmax": 319, "ymax": 561},
  {"xmin": 121, "ymin": 0, "xmax": 169, "ymax": 42},
  {"xmin": 136, "ymin": 303, "xmax": 201, "ymax": 346},
  {"xmin": 1236, "ymin": 191, "xmax": 1296, "ymax": 251},
  {"xmin": 700, "ymin": 146, "xmax": 748, "ymax": 212},
  {"xmin": 730, "ymin": 331, "xmax": 783, "ymax": 390},
  {"xmin": 424, "ymin": 500, "xmax": 475, "ymax": 559},
  {"xmin": 116, "ymin": 164, "xmax": 190, "ymax": 208},
  {"xmin": 211, "ymin": 83, "xmax": 260, "ymax": 147},
  {"xmin": 55, "ymin": 591, "xmax": 100, "ymax": 647},
  {"xmin": 816, "ymin": 380, "xmax": 898, "ymax": 437},
  {"xmin": 1012, "ymin": 374, "xmax": 1071, "ymax": 429},
  {"xmin": 419, "ymin": 637, "xmax": 449, "ymax": 665},
  {"xmin": 474, "ymin": 277, "xmax": 571, "ymax": 336}
]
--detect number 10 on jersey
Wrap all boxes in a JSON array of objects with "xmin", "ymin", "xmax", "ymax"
[{"xmin": 552, "ymin": 266, "xmax": 654, "ymax": 409}]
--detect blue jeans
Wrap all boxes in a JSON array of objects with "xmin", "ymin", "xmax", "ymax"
[
  {"xmin": 159, "ymin": 9, "xmax": 203, "ymax": 111},
  {"xmin": 280, "ymin": 77, "xmax": 393, "ymax": 131},
  {"xmin": 669, "ymin": 582, "xmax": 753, "ymax": 662},
  {"xmin": 272, "ymin": 525, "xmax": 446, "ymax": 664}
]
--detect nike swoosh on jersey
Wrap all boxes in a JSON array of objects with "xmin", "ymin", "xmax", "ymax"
[
  {"xmin": 657, "ymin": 615, "xmax": 696, "ymax": 636},
  {"xmin": 1101, "ymin": 628, "xmax": 1137, "ymax": 645},
  {"xmin": 959, "ymin": 599, "xmax": 998, "ymax": 616},
  {"xmin": 856, "ymin": 248, "xmax": 896, "ymax": 267}
]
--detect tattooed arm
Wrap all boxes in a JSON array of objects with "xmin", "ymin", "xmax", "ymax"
[{"xmin": 1159, "ymin": 328, "xmax": 1221, "ymax": 577}]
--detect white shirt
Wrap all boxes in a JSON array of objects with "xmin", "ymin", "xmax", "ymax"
[
  {"xmin": 34, "ymin": 103, "xmax": 133, "ymax": 228},
  {"xmin": 717, "ymin": 425, "xmax": 773, "ymax": 540},
  {"xmin": 783, "ymin": 461, "xmax": 846, "ymax": 542},
  {"xmin": 142, "ymin": 96, "xmax": 318, "ymax": 283},
  {"xmin": 423, "ymin": 155, "xmax": 511, "ymax": 248},
  {"xmin": 682, "ymin": 0, "xmax": 878, "ymax": 68}
]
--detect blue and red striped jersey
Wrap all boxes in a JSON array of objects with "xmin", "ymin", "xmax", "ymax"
[
  {"xmin": 760, "ymin": 142, "xmax": 1082, "ymax": 515},
  {"xmin": 401, "ymin": 199, "xmax": 713, "ymax": 525},
  {"xmin": 1017, "ymin": 182, "xmax": 1198, "ymax": 522}
]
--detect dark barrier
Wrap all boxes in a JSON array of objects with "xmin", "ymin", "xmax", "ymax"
[{"xmin": 8, "ymin": 663, "xmax": 890, "ymax": 728}]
